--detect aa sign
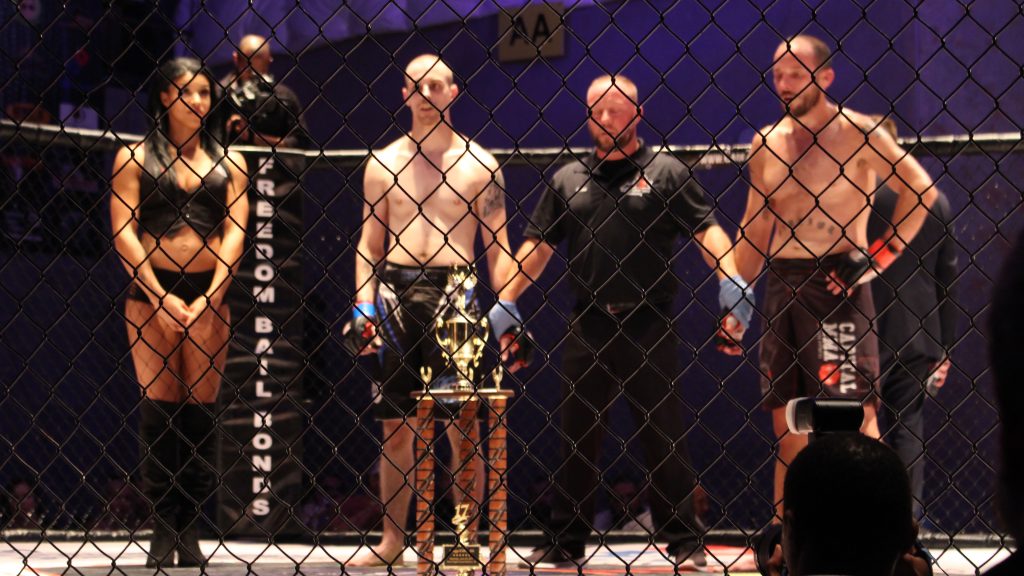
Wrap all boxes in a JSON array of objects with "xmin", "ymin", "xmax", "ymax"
[{"xmin": 498, "ymin": 3, "xmax": 565, "ymax": 62}]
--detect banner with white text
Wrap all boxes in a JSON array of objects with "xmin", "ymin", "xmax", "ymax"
[{"xmin": 218, "ymin": 152, "xmax": 306, "ymax": 537}]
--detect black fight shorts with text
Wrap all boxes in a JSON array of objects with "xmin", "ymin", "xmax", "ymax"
[{"xmin": 758, "ymin": 254, "xmax": 880, "ymax": 411}]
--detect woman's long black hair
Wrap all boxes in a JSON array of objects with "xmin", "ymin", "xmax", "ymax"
[{"xmin": 144, "ymin": 57, "xmax": 225, "ymax": 172}]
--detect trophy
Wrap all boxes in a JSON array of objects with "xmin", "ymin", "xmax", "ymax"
[
  {"xmin": 419, "ymin": 270, "xmax": 493, "ymax": 397},
  {"xmin": 413, "ymin": 268, "xmax": 514, "ymax": 576}
]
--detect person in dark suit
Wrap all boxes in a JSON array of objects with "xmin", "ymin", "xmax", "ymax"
[{"xmin": 867, "ymin": 116, "xmax": 958, "ymax": 519}]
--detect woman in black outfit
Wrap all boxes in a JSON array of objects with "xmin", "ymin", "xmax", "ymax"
[{"xmin": 110, "ymin": 57, "xmax": 248, "ymax": 568}]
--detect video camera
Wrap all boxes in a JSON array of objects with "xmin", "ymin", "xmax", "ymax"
[
  {"xmin": 226, "ymin": 73, "xmax": 294, "ymax": 140},
  {"xmin": 785, "ymin": 397, "xmax": 865, "ymax": 438}
]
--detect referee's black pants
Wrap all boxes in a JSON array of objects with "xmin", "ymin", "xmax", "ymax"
[
  {"xmin": 546, "ymin": 302, "xmax": 701, "ymax": 555},
  {"xmin": 879, "ymin": 354, "xmax": 930, "ymax": 519}
]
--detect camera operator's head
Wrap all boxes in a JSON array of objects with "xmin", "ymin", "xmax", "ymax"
[
  {"xmin": 224, "ymin": 34, "xmax": 301, "ymax": 143},
  {"xmin": 783, "ymin": 432, "xmax": 915, "ymax": 576},
  {"xmin": 233, "ymin": 34, "xmax": 273, "ymax": 83}
]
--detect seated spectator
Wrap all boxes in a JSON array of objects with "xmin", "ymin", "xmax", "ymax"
[
  {"xmin": 299, "ymin": 474, "xmax": 345, "ymax": 532},
  {"xmin": 328, "ymin": 468, "xmax": 383, "ymax": 533},
  {"xmin": 987, "ymin": 230, "xmax": 1024, "ymax": 575},
  {"xmin": 2, "ymin": 478, "xmax": 40, "ymax": 530},
  {"xmin": 300, "ymin": 471, "xmax": 384, "ymax": 533},
  {"xmin": 92, "ymin": 476, "xmax": 149, "ymax": 531},
  {"xmin": 782, "ymin": 433, "xmax": 918, "ymax": 576}
]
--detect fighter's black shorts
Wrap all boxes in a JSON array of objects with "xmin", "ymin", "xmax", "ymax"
[
  {"xmin": 127, "ymin": 268, "xmax": 215, "ymax": 304},
  {"xmin": 372, "ymin": 262, "xmax": 483, "ymax": 420},
  {"xmin": 759, "ymin": 253, "xmax": 880, "ymax": 411}
]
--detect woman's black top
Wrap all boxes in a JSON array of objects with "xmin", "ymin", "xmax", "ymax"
[{"xmin": 137, "ymin": 149, "xmax": 232, "ymax": 238}]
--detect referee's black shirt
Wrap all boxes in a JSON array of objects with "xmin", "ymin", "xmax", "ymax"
[{"xmin": 523, "ymin": 143, "xmax": 716, "ymax": 308}]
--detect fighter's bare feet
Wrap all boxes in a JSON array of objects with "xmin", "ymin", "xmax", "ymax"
[{"xmin": 347, "ymin": 545, "xmax": 406, "ymax": 567}]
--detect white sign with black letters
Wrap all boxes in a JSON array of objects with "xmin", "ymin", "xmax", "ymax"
[{"xmin": 498, "ymin": 3, "xmax": 565, "ymax": 62}]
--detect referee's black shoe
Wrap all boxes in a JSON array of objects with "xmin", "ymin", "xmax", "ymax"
[
  {"xmin": 517, "ymin": 544, "xmax": 584, "ymax": 568},
  {"xmin": 671, "ymin": 540, "xmax": 708, "ymax": 569}
]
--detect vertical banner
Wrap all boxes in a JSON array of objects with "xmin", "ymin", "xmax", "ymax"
[{"xmin": 218, "ymin": 151, "xmax": 306, "ymax": 537}]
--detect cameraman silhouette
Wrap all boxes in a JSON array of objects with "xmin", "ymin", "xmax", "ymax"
[
  {"xmin": 783, "ymin": 433, "xmax": 920, "ymax": 576},
  {"xmin": 758, "ymin": 400, "xmax": 930, "ymax": 576},
  {"xmin": 221, "ymin": 34, "xmax": 309, "ymax": 148}
]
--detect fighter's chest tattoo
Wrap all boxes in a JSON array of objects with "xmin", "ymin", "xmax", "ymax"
[{"xmin": 784, "ymin": 213, "xmax": 838, "ymax": 235}]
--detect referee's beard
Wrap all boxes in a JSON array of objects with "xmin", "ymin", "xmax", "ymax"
[{"xmin": 592, "ymin": 126, "xmax": 638, "ymax": 158}]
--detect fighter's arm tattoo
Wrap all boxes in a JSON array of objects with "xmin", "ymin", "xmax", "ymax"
[{"xmin": 478, "ymin": 171, "xmax": 506, "ymax": 219}]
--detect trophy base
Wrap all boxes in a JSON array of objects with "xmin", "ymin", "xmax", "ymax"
[
  {"xmin": 442, "ymin": 544, "xmax": 481, "ymax": 576},
  {"xmin": 413, "ymin": 388, "xmax": 516, "ymax": 403}
]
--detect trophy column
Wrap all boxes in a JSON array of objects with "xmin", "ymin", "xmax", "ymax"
[
  {"xmin": 455, "ymin": 396, "xmax": 481, "ymax": 546},
  {"xmin": 411, "ymin": 386, "xmax": 516, "ymax": 576},
  {"xmin": 485, "ymin": 393, "xmax": 511, "ymax": 576},
  {"xmin": 413, "ymin": 393, "xmax": 437, "ymax": 576}
]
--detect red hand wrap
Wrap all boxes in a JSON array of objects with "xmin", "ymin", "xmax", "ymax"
[{"xmin": 868, "ymin": 239, "xmax": 901, "ymax": 271}]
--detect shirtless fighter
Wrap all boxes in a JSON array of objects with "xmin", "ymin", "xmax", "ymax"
[
  {"xmin": 733, "ymin": 35, "xmax": 939, "ymax": 519},
  {"xmin": 344, "ymin": 54, "xmax": 523, "ymax": 566}
]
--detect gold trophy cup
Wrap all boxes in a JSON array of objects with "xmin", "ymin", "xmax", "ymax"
[{"xmin": 428, "ymin": 270, "xmax": 487, "ymax": 396}]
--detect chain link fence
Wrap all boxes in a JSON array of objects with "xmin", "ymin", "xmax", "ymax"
[{"xmin": 1, "ymin": 0, "xmax": 1021, "ymax": 573}]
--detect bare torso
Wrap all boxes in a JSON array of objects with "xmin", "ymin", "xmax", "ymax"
[
  {"xmin": 142, "ymin": 231, "xmax": 222, "ymax": 272},
  {"xmin": 374, "ymin": 135, "xmax": 495, "ymax": 267},
  {"xmin": 758, "ymin": 110, "xmax": 880, "ymax": 259}
]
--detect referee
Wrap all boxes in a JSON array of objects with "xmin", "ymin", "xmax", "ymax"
[
  {"xmin": 867, "ymin": 117, "xmax": 958, "ymax": 520},
  {"xmin": 499, "ymin": 75, "xmax": 749, "ymax": 570}
]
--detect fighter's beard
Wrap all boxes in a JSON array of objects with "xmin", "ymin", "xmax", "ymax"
[{"xmin": 784, "ymin": 89, "xmax": 821, "ymax": 119}]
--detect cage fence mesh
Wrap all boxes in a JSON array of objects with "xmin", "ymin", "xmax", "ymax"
[{"xmin": 0, "ymin": 0, "xmax": 1022, "ymax": 573}]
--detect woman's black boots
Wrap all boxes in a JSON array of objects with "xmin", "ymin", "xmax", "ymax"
[
  {"xmin": 175, "ymin": 402, "xmax": 217, "ymax": 568},
  {"xmin": 138, "ymin": 400, "xmax": 180, "ymax": 569},
  {"xmin": 140, "ymin": 400, "xmax": 218, "ymax": 570}
]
